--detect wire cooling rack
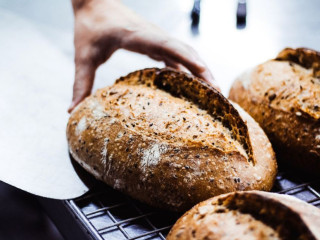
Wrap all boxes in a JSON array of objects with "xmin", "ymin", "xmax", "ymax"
[{"xmin": 64, "ymin": 171, "xmax": 320, "ymax": 240}]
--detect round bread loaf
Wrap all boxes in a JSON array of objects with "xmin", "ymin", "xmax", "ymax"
[
  {"xmin": 229, "ymin": 48, "xmax": 320, "ymax": 175},
  {"xmin": 167, "ymin": 190, "xmax": 320, "ymax": 240},
  {"xmin": 67, "ymin": 68, "xmax": 277, "ymax": 211}
]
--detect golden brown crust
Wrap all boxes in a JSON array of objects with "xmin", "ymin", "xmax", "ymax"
[
  {"xmin": 276, "ymin": 47, "xmax": 320, "ymax": 78},
  {"xmin": 167, "ymin": 191, "xmax": 320, "ymax": 240},
  {"xmin": 117, "ymin": 68, "xmax": 254, "ymax": 163},
  {"xmin": 229, "ymin": 48, "xmax": 320, "ymax": 175},
  {"xmin": 67, "ymin": 68, "xmax": 277, "ymax": 211}
]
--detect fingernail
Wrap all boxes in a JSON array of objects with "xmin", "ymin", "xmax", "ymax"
[{"xmin": 68, "ymin": 101, "xmax": 76, "ymax": 113}]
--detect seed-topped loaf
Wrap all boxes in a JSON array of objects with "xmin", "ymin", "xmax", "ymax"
[
  {"xmin": 167, "ymin": 191, "xmax": 320, "ymax": 240},
  {"xmin": 229, "ymin": 48, "xmax": 320, "ymax": 175},
  {"xmin": 67, "ymin": 68, "xmax": 277, "ymax": 211}
]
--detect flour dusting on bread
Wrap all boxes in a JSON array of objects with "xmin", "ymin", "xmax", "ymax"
[
  {"xmin": 76, "ymin": 117, "xmax": 87, "ymax": 136},
  {"xmin": 90, "ymin": 98, "xmax": 106, "ymax": 119},
  {"xmin": 239, "ymin": 68, "xmax": 253, "ymax": 90},
  {"xmin": 101, "ymin": 138, "xmax": 109, "ymax": 165},
  {"xmin": 141, "ymin": 143, "xmax": 168, "ymax": 172}
]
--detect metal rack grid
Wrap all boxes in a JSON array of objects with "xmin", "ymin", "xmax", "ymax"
[{"xmin": 66, "ymin": 171, "xmax": 320, "ymax": 240}]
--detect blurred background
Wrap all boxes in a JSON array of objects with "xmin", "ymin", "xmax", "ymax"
[{"xmin": 0, "ymin": 0, "xmax": 320, "ymax": 239}]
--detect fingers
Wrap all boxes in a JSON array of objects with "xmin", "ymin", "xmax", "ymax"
[
  {"xmin": 195, "ymin": 67, "xmax": 221, "ymax": 92},
  {"xmin": 162, "ymin": 43, "xmax": 220, "ymax": 91},
  {"xmin": 165, "ymin": 57, "xmax": 221, "ymax": 92},
  {"xmin": 164, "ymin": 58, "xmax": 188, "ymax": 72},
  {"xmin": 69, "ymin": 38, "xmax": 117, "ymax": 113},
  {"xmin": 161, "ymin": 40, "xmax": 216, "ymax": 84},
  {"xmin": 131, "ymin": 35, "xmax": 220, "ymax": 90},
  {"xmin": 164, "ymin": 42, "xmax": 220, "ymax": 91},
  {"xmin": 68, "ymin": 62, "xmax": 96, "ymax": 113}
]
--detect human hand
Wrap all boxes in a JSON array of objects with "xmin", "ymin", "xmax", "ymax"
[{"xmin": 69, "ymin": 0, "xmax": 218, "ymax": 112}]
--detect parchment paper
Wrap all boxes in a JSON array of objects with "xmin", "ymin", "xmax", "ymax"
[{"xmin": 0, "ymin": 9, "xmax": 91, "ymax": 199}]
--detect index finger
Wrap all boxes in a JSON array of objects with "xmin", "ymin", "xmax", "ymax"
[{"xmin": 160, "ymin": 40, "xmax": 220, "ymax": 90}]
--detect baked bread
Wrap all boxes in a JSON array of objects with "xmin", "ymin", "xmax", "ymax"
[
  {"xmin": 67, "ymin": 68, "xmax": 277, "ymax": 211},
  {"xmin": 167, "ymin": 190, "xmax": 320, "ymax": 240},
  {"xmin": 229, "ymin": 48, "xmax": 320, "ymax": 175}
]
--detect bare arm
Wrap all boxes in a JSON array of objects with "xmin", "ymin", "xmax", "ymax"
[{"xmin": 69, "ymin": 0, "xmax": 218, "ymax": 112}]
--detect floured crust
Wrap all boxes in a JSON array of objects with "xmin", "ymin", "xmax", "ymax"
[
  {"xmin": 229, "ymin": 48, "xmax": 320, "ymax": 175},
  {"xmin": 167, "ymin": 191, "xmax": 320, "ymax": 240},
  {"xmin": 67, "ymin": 68, "xmax": 277, "ymax": 211}
]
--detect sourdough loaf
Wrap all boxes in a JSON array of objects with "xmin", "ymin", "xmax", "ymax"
[
  {"xmin": 229, "ymin": 48, "xmax": 320, "ymax": 175},
  {"xmin": 67, "ymin": 68, "xmax": 277, "ymax": 211},
  {"xmin": 167, "ymin": 190, "xmax": 320, "ymax": 240}
]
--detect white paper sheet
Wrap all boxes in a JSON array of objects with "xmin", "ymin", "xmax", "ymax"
[{"xmin": 0, "ymin": 9, "xmax": 90, "ymax": 199}]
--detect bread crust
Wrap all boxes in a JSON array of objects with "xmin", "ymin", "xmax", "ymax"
[
  {"xmin": 67, "ymin": 68, "xmax": 277, "ymax": 211},
  {"xmin": 229, "ymin": 48, "xmax": 320, "ymax": 175},
  {"xmin": 276, "ymin": 47, "xmax": 320, "ymax": 78},
  {"xmin": 167, "ymin": 190, "xmax": 320, "ymax": 240}
]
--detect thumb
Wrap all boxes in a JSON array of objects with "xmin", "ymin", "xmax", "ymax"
[{"xmin": 68, "ymin": 62, "xmax": 96, "ymax": 113}]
